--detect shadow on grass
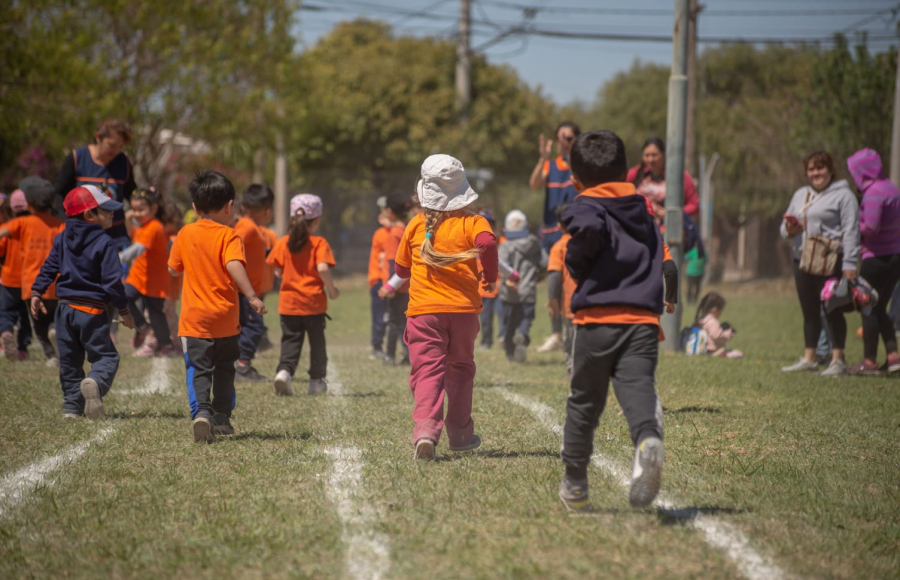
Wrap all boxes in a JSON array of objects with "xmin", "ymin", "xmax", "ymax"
[
  {"xmin": 656, "ymin": 505, "xmax": 746, "ymax": 525},
  {"xmin": 106, "ymin": 411, "xmax": 188, "ymax": 420},
  {"xmin": 227, "ymin": 431, "xmax": 313, "ymax": 442},
  {"xmin": 435, "ymin": 448, "xmax": 559, "ymax": 462},
  {"xmin": 664, "ymin": 406, "xmax": 722, "ymax": 414},
  {"xmin": 329, "ymin": 391, "xmax": 385, "ymax": 398}
]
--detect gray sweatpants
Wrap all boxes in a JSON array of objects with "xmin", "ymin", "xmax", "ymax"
[{"xmin": 562, "ymin": 323, "xmax": 663, "ymax": 476}]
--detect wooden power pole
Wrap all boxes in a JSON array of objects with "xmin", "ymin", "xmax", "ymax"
[
  {"xmin": 685, "ymin": 0, "xmax": 700, "ymax": 178},
  {"xmin": 456, "ymin": 0, "xmax": 472, "ymax": 121}
]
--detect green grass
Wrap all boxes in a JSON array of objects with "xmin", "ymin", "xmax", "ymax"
[{"xmin": 0, "ymin": 279, "xmax": 898, "ymax": 579}]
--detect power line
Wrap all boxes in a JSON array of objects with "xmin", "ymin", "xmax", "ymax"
[{"xmin": 517, "ymin": 27, "xmax": 898, "ymax": 45}]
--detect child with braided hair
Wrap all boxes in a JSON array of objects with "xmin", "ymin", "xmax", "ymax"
[{"xmin": 379, "ymin": 154, "xmax": 499, "ymax": 460}]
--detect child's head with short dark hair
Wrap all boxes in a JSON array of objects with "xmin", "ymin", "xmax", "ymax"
[
  {"xmin": 189, "ymin": 170, "xmax": 235, "ymax": 214},
  {"xmin": 570, "ymin": 130, "xmax": 628, "ymax": 188},
  {"xmin": 241, "ymin": 183, "xmax": 275, "ymax": 212},
  {"xmin": 18, "ymin": 176, "xmax": 56, "ymax": 213}
]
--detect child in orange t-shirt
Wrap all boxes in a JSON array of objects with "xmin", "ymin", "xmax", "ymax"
[
  {"xmin": 546, "ymin": 203, "xmax": 577, "ymax": 375},
  {"xmin": 0, "ymin": 189, "xmax": 34, "ymax": 360},
  {"xmin": 120, "ymin": 188, "xmax": 176, "ymax": 357},
  {"xmin": 368, "ymin": 197, "xmax": 391, "ymax": 359},
  {"xmin": 168, "ymin": 170, "xmax": 267, "ymax": 443},
  {"xmin": 377, "ymin": 193, "xmax": 413, "ymax": 366},
  {"xmin": 380, "ymin": 155, "xmax": 498, "ymax": 460},
  {"xmin": 0, "ymin": 177, "xmax": 65, "ymax": 365},
  {"xmin": 233, "ymin": 184, "xmax": 274, "ymax": 382},
  {"xmin": 267, "ymin": 194, "xmax": 339, "ymax": 397}
]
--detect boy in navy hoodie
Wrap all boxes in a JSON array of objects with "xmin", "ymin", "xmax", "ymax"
[
  {"xmin": 557, "ymin": 130, "xmax": 678, "ymax": 511},
  {"xmin": 31, "ymin": 185, "xmax": 134, "ymax": 420}
]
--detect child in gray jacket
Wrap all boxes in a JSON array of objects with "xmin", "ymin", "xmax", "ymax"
[{"xmin": 499, "ymin": 209, "xmax": 547, "ymax": 362}]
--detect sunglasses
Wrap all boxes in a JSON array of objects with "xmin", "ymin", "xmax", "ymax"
[{"xmin": 561, "ymin": 135, "xmax": 575, "ymax": 143}]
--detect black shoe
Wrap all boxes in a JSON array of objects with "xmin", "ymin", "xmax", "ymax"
[
  {"xmin": 235, "ymin": 363, "xmax": 268, "ymax": 382},
  {"xmin": 211, "ymin": 413, "xmax": 234, "ymax": 435},
  {"xmin": 513, "ymin": 333, "xmax": 528, "ymax": 363}
]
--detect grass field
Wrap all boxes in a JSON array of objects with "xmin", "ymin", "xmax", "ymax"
[{"xmin": 1, "ymin": 278, "xmax": 898, "ymax": 580}]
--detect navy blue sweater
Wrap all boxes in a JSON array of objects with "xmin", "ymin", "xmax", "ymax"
[
  {"xmin": 561, "ymin": 184, "xmax": 676, "ymax": 316},
  {"xmin": 31, "ymin": 219, "xmax": 129, "ymax": 315}
]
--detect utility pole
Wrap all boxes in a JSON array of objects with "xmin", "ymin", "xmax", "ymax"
[
  {"xmin": 684, "ymin": 0, "xmax": 700, "ymax": 177},
  {"xmin": 891, "ymin": 22, "xmax": 900, "ymax": 186},
  {"xmin": 661, "ymin": 0, "xmax": 690, "ymax": 353},
  {"xmin": 456, "ymin": 0, "xmax": 472, "ymax": 121},
  {"xmin": 274, "ymin": 131, "xmax": 288, "ymax": 236}
]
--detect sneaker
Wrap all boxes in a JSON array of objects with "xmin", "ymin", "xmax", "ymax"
[
  {"xmin": 192, "ymin": 414, "xmax": 215, "ymax": 443},
  {"xmin": 886, "ymin": 353, "xmax": 900, "ymax": 374},
  {"xmin": 133, "ymin": 343, "xmax": 156, "ymax": 357},
  {"xmin": 274, "ymin": 370, "xmax": 293, "ymax": 396},
  {"xmin": 1, "ymin": 331, "xmax": 17, "ymax": 361},
  {"xmin": 48, "ymin": 327, "xmax": 59, "ymax": 360},
  {"xmin": 369, "ymin": 348, "xmax": 384, "ymax": 361},
  {"xmin": 513, "ymin": 333, "xmax": 528, "ymax": 363},
  {"xmin": 449, "ymin": 434, "xmax": 482, "ymax": 452},
  {"xmin": 211, "ymin": 413, "xmax": 234, "ymax": 435},
  {"xmin": 235, "ymin": 363, "xmax": 268, "ymax": 382},
  {"xmin": 308, "ymin": 378, "xmax": 328, "ymax": 395},
  {"xmin": 629, "ymin": 437, "xmax": 664, "ymax": 508},
  {"xmin": 820, "ymin": 358, "xmax": 847, "ymax": 377},
  {"xmin": 382, "ymin": 356, "xmax": 396, "ymax": 367},
  {"xmin": 17, "ymin": 349, "xmax": 29, "ymax": 361},
  {"xmin": 536, "ymin": 333, "xmax": 563, "ymax": 353},
  {"xmin": 45, "ymin": 357, "xmax": 59, "ymax": 368},
  {"xmin": 131, "ymin": 326, "xmax": 147, "ymax": 349},
  {"xmin": 558, "ymin": 476, "xmax": 590, "ymax": 512},
  {"xmin": 847, "ymin": 359, "xmax": 881, "ymax": 376},
  {"xmin": 81, "ymin": 378, "xmax": 104, "ymax": 421},
  {"xmin": 256, "ymin": 334, "xmax": 274, "ymax": 354},
  {"xmin": 414, "ymin": 438, "xmax": 436, "ymax": 460},
  {"xmin": 63, "ymin": 412, "xmax": 81, "ymax": 419},
  {"xmin": 781, "ymin": 358, "xmax": 818, "ymax": 372}
]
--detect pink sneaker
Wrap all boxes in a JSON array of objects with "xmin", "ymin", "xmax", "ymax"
[
  {"xmin": 156, "ymin": 345, "xmax": 179, "ymax": 358},
  {"xmin": 886, "ymin": 353, "xmax": 900, "ymax": 374},
  {"xmin": 17, "ymin": 350, "xmax": 29, "ymax": 361},
  {"xmin": 847, "ymin": 359, "xmax": 881, "ymax": 376},
  {"xmin": 133, "ymin": 343, "xmax": 156, "ymax": 357}
]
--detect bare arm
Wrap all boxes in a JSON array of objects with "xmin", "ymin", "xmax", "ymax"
[
  {"xmin": 317, "ymin": 262, "xmax": 340, "ymax": 299},
  {"xmin": 528, "ymin": 133, "xmax": 552, "ymax": 190},
  {"xmin": 168, "ymin": 267, "xmax": 183, "ymax": 277},
  {"xmin": 226, "ymin": 260, "xmax": 267, "ymax": 314},
  {"xmin": 0, "ymin": 228, "xmax": 10, "ymax": 239}
]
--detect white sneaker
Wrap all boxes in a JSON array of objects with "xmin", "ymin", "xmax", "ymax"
[
  {"xmin": 629, "ymin": 437, "xmax": 664, "ymax": 508},
  {"xmin": 536, "ymin": 333, "xmax": 563, "ymax": 353},
  {"xmin": 820, "ymin": 359, "xmax": 847, "ymax": 377},
  {"xmin": 781, "ymin": 358, "xmax": 818, "ymax": 372},
  {"xmin": 48, "ymin": 327, "xmax": 60, "ymax": 359},
  {"xmin": 274, "ymin": 370, "xmax": 293, "ymax": 396}
]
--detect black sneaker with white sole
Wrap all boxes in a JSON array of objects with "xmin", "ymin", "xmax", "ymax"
[
  {"xmin": 193, "ymin": 414, "xmax": 215, "ymax": 443},
  {"xmin": 558, "ymin": 476, "xmax": 590, "ymax": 512},
  {"xmin": 211, "ymin": 413, "xmax": 234, "ymax": 435},
  {"xmin": 235, "ymin": 363, "xmax": 268, "ymax": 382},
  {"xmin": 80, "ymin": 378, "xmax": 104, "ymax": 420}
]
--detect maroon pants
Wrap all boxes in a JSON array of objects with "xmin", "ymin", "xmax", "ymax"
[{"xmin": 404, "ymin": 312, "xmax": 479, "ymax": 447}]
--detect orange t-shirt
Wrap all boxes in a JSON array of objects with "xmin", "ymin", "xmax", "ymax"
[
  {"xmin": 126, "ymin": 218, "xmax": 169, "ymax": 298},
  {"xmin": 0, "ymin": 233, "xmax": 24, "ymax": 288},
  {"xmin": 266, "ymin": 235, "xmax": 336, "ymax": 316},
  {"xmin": 168, "ymin": 235, "xmax": 183, "ymax": 300},
  {"xmin": 382, "ymin": 224, "xmax": 409, "ymax": 293},
  {"xmin": 368, "ymin": 226, "xmax": 390, "ymax": 288},
  {"xmin": 394, "ymin": 212, "xmax": 492, "ymax": 317},
  {"xmin": 547, "ymin": 233, "xmax": 576, "ymax": 319},
  {"xmin": 259, "ymin": 226, "xmax": 278, "ymax": 296},
  {"xmin": 478, "ymin": 234, "xmax": 505, "ymax": 298},
  {"xmin": 4, "ymin": 214, "xmax": 64, "ymax": 299},
  {"xmin": 168, "ymin": 220, "xmax": 245, "ymax": 338},
  {"xmin": 233, "ymin": 216, "xmax": 267, "ymax": 295}
]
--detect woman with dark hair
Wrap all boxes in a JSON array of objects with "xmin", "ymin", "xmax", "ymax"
[
  {"xmin": 54, "ymin": 118, "xmax": 137, "ymax": 250},
  {"xmin": 780, "ymin": 151, "xmax": 860, "ymax": 377},
  {"xmin": 529, "ymin": 121, "xmax": 580, "ymax": 353},
  {"xmin": 626, "ymin": 138, "xmax": 700, "ymax": 219}
]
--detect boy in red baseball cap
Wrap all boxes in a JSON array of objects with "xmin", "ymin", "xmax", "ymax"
[{"xmin": 31, "ymin": 184, "xmax": 135, "ymax": 420}]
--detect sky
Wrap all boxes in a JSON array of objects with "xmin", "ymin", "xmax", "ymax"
[{"xmin": 294, "ymin": 0, "xmax": 900, "ymax": 105}]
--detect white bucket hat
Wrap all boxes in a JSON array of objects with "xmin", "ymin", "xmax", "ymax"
[{"xmin": 416, "ymin": 154, "xmax": 478, "ymax": 211}]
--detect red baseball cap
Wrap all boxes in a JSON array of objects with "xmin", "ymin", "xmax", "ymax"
[{"xmin": 63, "ymin": 185, "xmax": 124, "ymax": 217}]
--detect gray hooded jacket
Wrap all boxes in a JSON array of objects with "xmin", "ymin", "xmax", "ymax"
[{"xmin": 498, "ymin": 234, "xmax": 547, "ymax": 304}]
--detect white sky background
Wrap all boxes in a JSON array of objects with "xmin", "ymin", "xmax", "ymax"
[{"xmin": 294, "ymin": 0, "xmax": 900, "ymax": 105}]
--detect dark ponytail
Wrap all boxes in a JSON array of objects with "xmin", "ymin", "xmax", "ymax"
[
  {"xmin": 694, "ymin": 291, "xmax": 726, "ymax": 324},
  {"xmin": 288, "ymin": 212, "xmax": 311, "ymax": 254}
]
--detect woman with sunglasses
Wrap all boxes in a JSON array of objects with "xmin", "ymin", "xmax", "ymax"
[
  {"xmin": 626, "ymin": 137, "xmax": 700, "ymax": 220},
  {"xmin": 528, "ymin": 121, "xmax": 580, "ymax": 354}
]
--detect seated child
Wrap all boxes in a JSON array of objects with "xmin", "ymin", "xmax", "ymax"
[{"xmin": 695, "ymin": 291, "xmax": 743, "ymax": 358}]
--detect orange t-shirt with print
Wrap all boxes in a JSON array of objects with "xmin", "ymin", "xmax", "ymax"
[
  {"xmin": 478, "ymin": 234, "xmax": 505, "ymax": 298},
  {"xmin": 394, "ymin": 212, "xmax": 492, "ymax": 317},
  {"xmin": 259, "ymin": 226, "xmax": 278, "ymax": 296},
  {"xmin": 233, "ymin": 216, "xmax": 267, "ymax": 295},
  {"xmin": 381, "ymin": 223, "xmax": 409, "ymax": 293},
  {"xmin": 168, "ymin": 219, "xmax": 245, "ymax": 338},
  {"xmin": 126, "ymin": 218, "xmax": 169, "ymax": 298},
  {"xmin": 0, "ymin": 233, "xmax": 24, "ymax": 288},
  {"xmin": 368, "ymin": 226, "xmax": 390, "ymax": 288},
  {"xmin": 266, "ymin": 235, "xmax": 336, "ymax": 316},
  {"xmin": 547, "ymin": 233, "xmax": 576, "ymax": 319},
  {"xmin": 4, "ymin": 213, "xmax": 64, "ymax": 299}
]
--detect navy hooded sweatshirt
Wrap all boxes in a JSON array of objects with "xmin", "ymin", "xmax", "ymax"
[
  {"xmin": 561, "ymin": 182, "xmax": 677, "ymax": 316},
  {"xmin": 31, "ymin": 218, "xmax": 129, "ymax": 316}
]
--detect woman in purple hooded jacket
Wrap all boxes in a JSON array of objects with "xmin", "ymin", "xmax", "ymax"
[{"xmin": 846, "ymin": 148, "xmax": 900, "ymax": 374}]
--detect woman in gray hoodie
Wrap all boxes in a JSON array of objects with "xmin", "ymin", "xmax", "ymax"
[{"xmin": 780, "ymin": 151, "xmax": 860, "ymax": 377}]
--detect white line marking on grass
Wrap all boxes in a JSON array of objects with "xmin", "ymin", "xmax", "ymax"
[
  {"xmin": 499, "ymin": 390, "xmax": 786, "ymax": 580},
  {"xmin": 128, "ymin": 358, "xmax": 172, "ymax": 395},
  {"xmin": 327, "ymin": 359, "xmax": 345, "ymax": 396},
  {"xmin": 324, "ymin": 446, "xmax": 390, "ymax": 580},
  {"xmin": 0, "ymin": 427, "xmax": 114, "ymax": 517}
]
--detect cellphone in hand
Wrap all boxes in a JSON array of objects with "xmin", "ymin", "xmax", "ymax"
[{"xmin": 783, "ymin": 214, "xmax": 800, "ymax": 227}]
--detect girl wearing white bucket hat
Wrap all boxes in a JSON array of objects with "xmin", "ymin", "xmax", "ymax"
[{"xmin": 379, "ymin": 154, "xmax": 499, "ymax": 460}]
